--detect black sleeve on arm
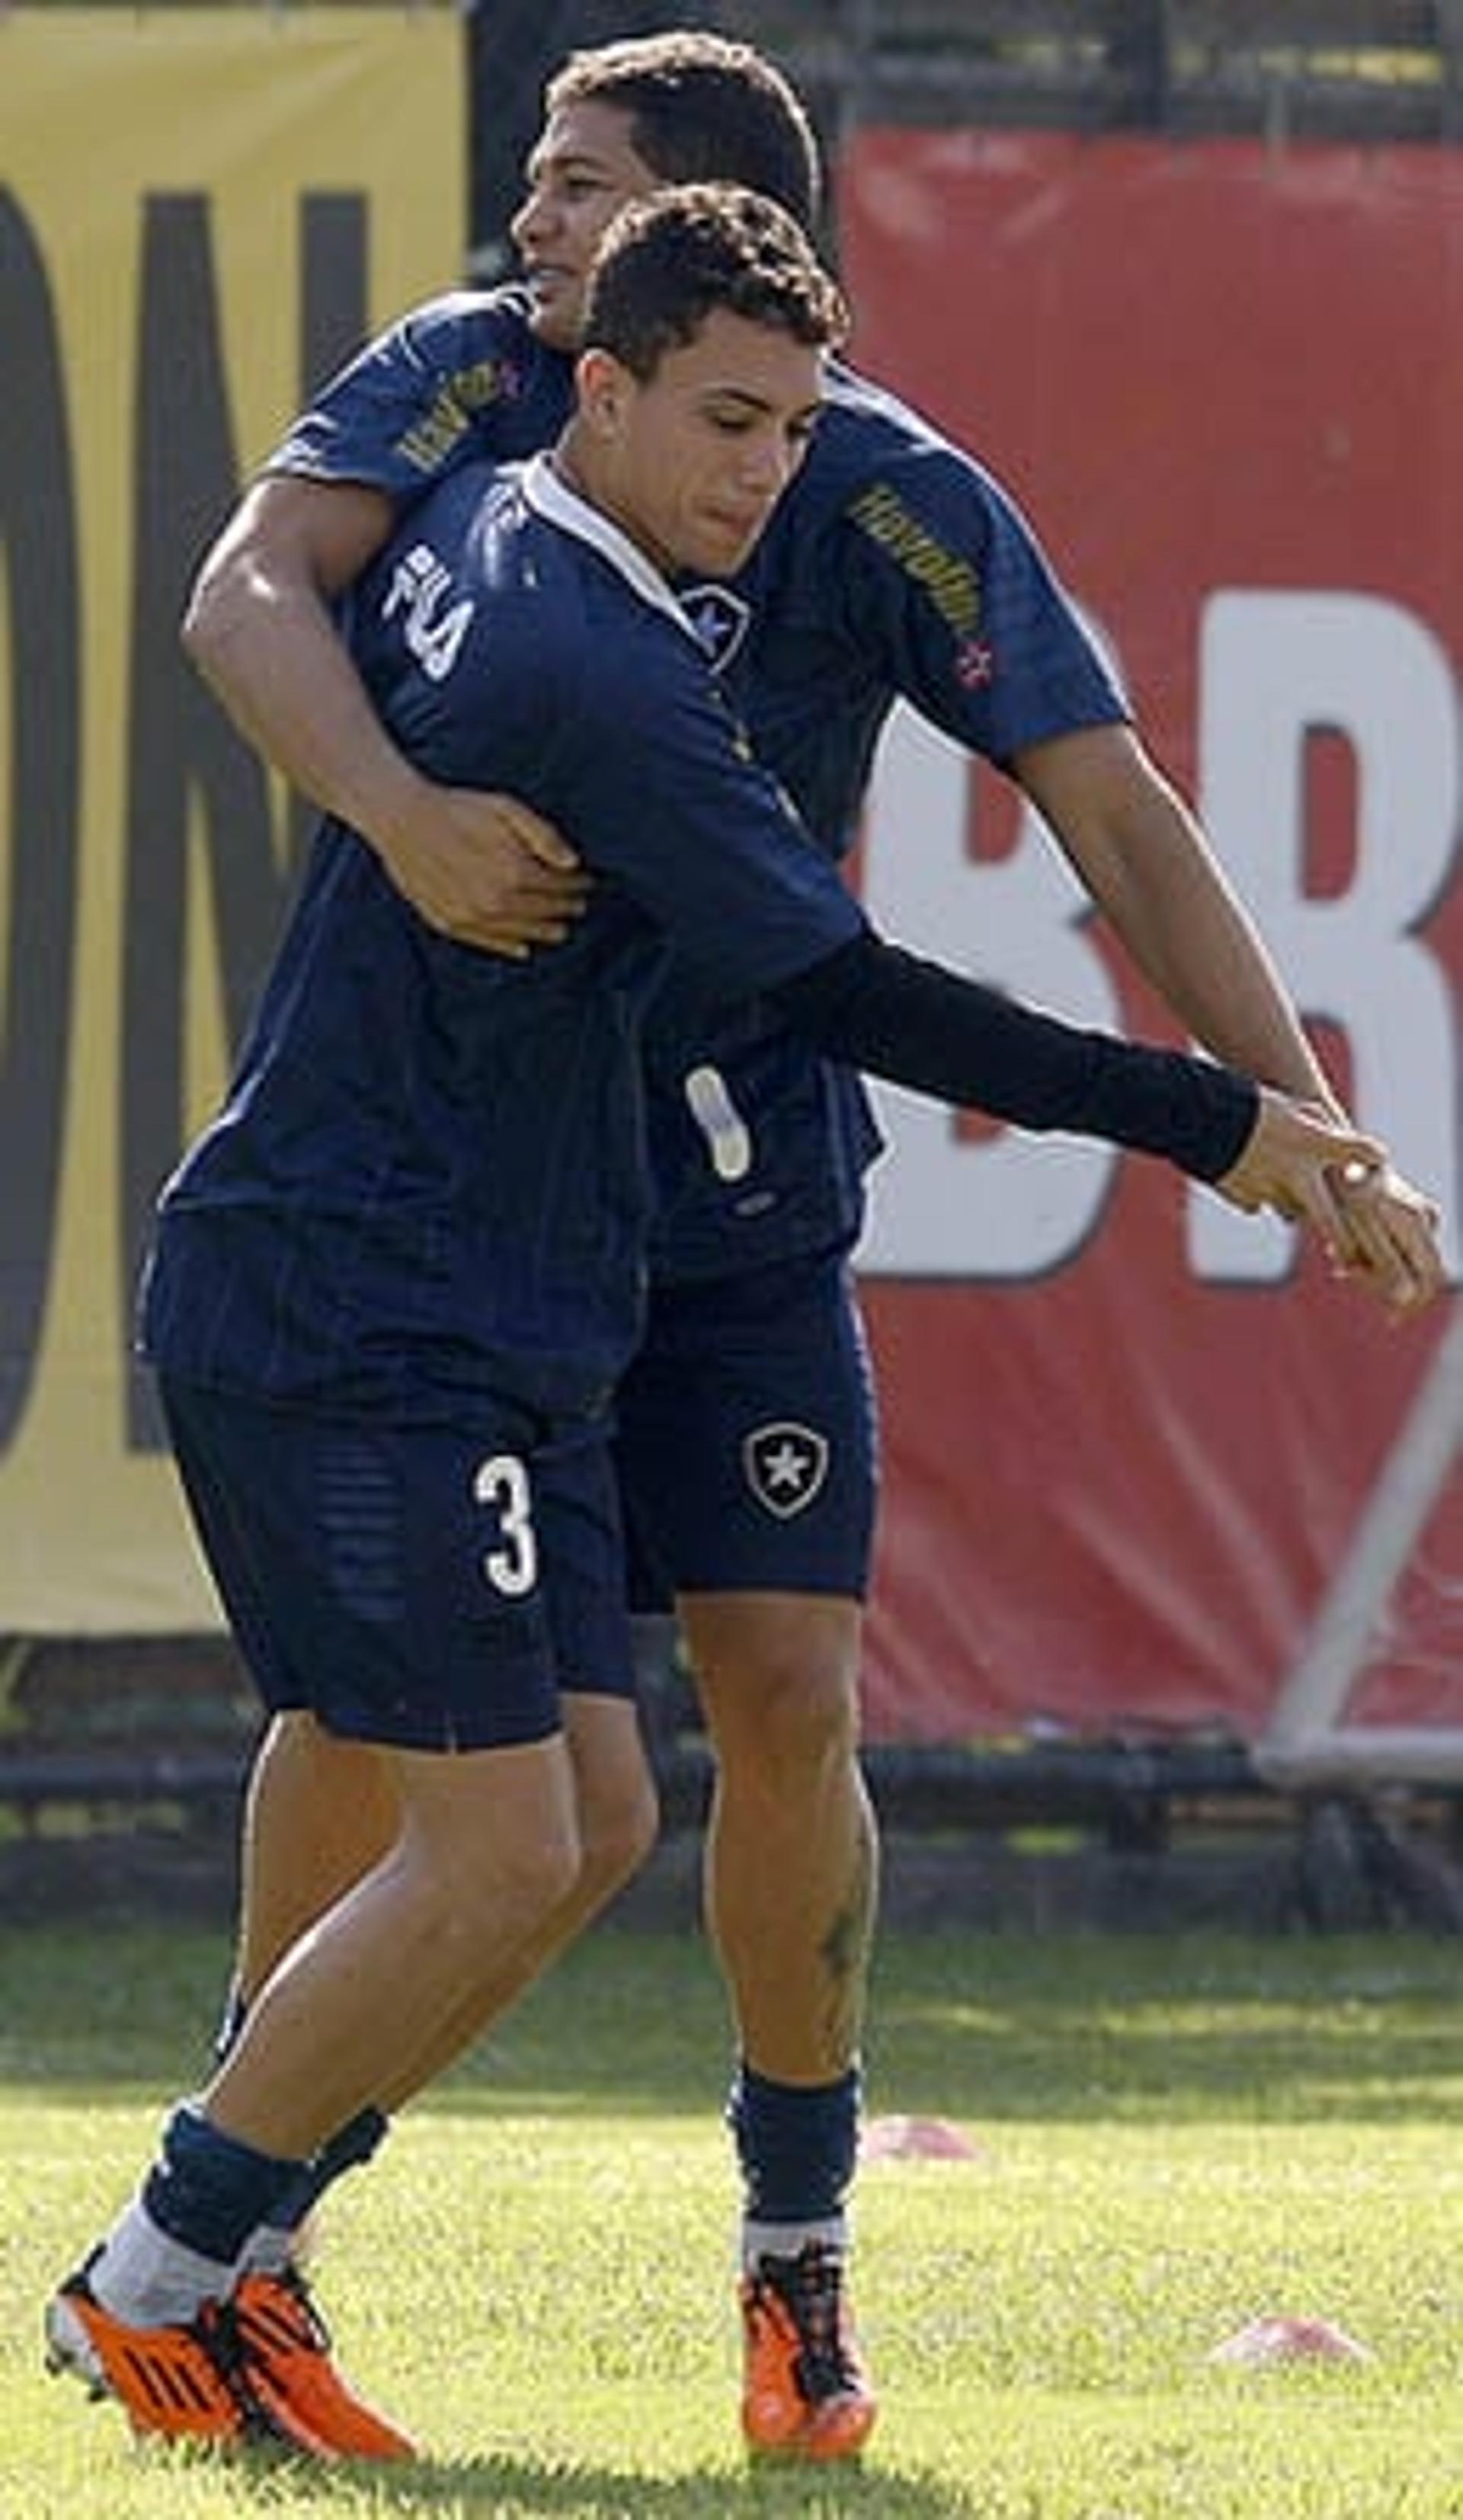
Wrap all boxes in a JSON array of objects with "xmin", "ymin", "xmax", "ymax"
[{"xmin": 770, "ymin": 933, "xmax": 1260, "ymax": 1183}]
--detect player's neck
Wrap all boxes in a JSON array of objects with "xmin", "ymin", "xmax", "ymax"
[
  {"xmin": 550, "ymin": 428, "xmax": 597, "ymax": 509},
  {"xmin": 552, "ymin": 428, "xmax": 675, "ymax": 580}
]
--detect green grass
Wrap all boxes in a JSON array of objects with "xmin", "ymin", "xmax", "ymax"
[{"xmin": 5, "ymin": 1920, "xmax": 1463, "ymax": 2515}]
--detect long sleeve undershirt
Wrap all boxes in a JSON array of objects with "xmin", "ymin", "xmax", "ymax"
[{"xmin": 771, "ymin": 932, "xmax": 1258, "ymax": 1183}]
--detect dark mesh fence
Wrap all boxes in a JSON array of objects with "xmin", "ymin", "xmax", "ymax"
[
  {"xmin": 468, "ymin": 0, "xmax": 702, "ymax": 275},
  {"xmin": 467, "ymin": 1, "xmax": 1463, "ymax": 269},
  {"xmin": 14, "ymin": 4, "xmax": 1458, "ymax": 267}
]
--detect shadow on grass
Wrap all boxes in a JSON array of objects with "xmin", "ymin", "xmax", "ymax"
[{"xmin": 245, "ymin": 2448, "xmax": 979, "ymax": 2516}]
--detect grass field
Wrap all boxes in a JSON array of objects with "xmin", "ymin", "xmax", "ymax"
[{"xmin": 5, "ymin": 1913, "xmax": 1463, "ymax": 2515}]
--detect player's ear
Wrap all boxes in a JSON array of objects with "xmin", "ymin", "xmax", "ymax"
[{"xmin": 576, "ymin": 347, "xmax": 631, "ymax": 439}]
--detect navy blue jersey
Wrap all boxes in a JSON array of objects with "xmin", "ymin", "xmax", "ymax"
[
  {"xmin": 269, "ymin": 285, "xmax": 575, "ymax": 491},
  {"xmin": 144, "ymin": 458, "xmax": 863, "ymax": 1423},
  {"xmin": 725, "ymin": 362, "xmax": 1127, "ymax": 851},
  {"xmin": 265, "ymin": 289, "xmax": 1129, "ymax": 1278}
]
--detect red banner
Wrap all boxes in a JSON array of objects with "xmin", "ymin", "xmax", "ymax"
[{"xmin": 840, "ymin": 131, "xmax": 1463, "ymax": 1742}]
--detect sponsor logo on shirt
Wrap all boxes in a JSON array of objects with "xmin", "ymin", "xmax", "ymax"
[
  {"xmin": 847, "ymin": 480, "xmax": 994, "ymax": 677},
  {"xmin": 396, "ymin": 358, "xmax": 523, "ymax": 475},
  {"xmin": 382, "ymin": 543, "xmax": 474, "ymax": 681}
]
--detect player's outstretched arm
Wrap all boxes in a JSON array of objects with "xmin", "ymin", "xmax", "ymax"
[
  {"xmin": 769, "ymin": 933, "xmax": 1445, "ymax": 1303},
  {"xmin": 1018, "ymin": 723, "xmax": 1338, "ymax": 1102},
  {"xmin": 182, "ymin": 475, "xmax": 587, "ymax": 955}
]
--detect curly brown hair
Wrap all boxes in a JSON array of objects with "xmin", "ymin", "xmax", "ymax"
[{"xmin": 581, "ymin": 184, "xmax": 847, "ymax": 384}]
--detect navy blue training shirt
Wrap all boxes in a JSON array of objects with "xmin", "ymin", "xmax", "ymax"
[
  {"xmin": 155, "ymin": 444, "xmax": 1253, "ymax": 1425},
  {"xmin": 265, "ymin": 292, "xmax": 1150, "ymax": 1284},
  {"xmin": 144, "ymin": 458, "xmax": 863, "ymax": 1424}
]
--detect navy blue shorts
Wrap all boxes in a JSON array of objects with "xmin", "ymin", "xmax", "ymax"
[
  {"xmin": 158, "ymin": 1375, "xmax": 634, "ymax": 1752},
  {"xmin": 614, "ymin": 1247, "xmax": 879, "ymax": 1610}
]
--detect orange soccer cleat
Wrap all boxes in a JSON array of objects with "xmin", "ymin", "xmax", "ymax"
[
  {"xmin": 232, "ymin": 2266, "xmax": 418, "ymax": 2461},
  {"xmin": 740, "ymin": 2240, "xmax": 877, "ymax": 2462},
  {"xmin": 44, "ymin": 2262, "xmax": 326, "ymax": 2453}
]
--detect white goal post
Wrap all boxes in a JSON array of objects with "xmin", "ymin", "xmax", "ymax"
[{"xmin": 1256, "ymin": 1298, "xmax": 1463, "ymax": 1788}]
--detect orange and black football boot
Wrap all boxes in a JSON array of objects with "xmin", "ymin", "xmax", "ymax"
[
  {"xmin": 44, "ymin": 2259, "xmax": 329, "ymax": 2454},
  {"xmin": 232, "ymin": 2265, "xmax": 417, "ymax": 2461},
  {"xmin": 741, "ymin": 2239, "xmax": 876, "ymax": 2461}
]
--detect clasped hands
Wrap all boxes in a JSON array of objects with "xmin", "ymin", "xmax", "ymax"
[{"xmin": 1218, "ymin": 1091, "xmax": 1445, "ymax": 1319}]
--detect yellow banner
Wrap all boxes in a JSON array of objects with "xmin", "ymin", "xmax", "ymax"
[{"xmin": 0, "ymin": 11, "xmax": 465, "ymax": 1626}]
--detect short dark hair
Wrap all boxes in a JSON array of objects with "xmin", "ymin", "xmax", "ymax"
[
  {"xmin": 546, "ymin": 32, "xmax": 822, "ymax": 238},
  {"xmin": 582, "ymin": 184, "xmax": 847, "ymax": 383}
]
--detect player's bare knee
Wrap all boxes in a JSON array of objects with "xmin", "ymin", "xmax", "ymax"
[
  {"xmin": 490, "ymin": 1821, "xmax": 582, "ymax": 1917},
  {"xmin": 709, "ymin": 1650, "xmax": 860, "ymax": 1783},
  {"xmin": 401, "ymin": 1798, "xmax": 581, "ymax": 1924}
]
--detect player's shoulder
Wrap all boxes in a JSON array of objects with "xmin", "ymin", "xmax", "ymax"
[
  {"xmin": 390, "ymin": 279, "xmax": 533, "ymax": 347},
  {"xmin": 384, "ymin": 280, "xmax": 546, "ymax": 393},
  {"xmin": 470, "ymin": 472, "xmax": 699, "ymax": 707},
  {"xmin": 362, "ymin": 460, "xmax": 594, "ymax": 713},
  {"xmin": 802, "ymin": 357, "xmax": 1013, "ymax": 516},
  {"xmin": 271, "ymin": 281, "xmax": 568, "ymax": 490}
]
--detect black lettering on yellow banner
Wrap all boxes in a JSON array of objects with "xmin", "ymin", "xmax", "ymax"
[
  {"xmin": 120, "ymin": 193, "xmax": 368, "ymax": 1450},
  {"xmin": 1, "ymin": 14, "xmax": 462, "ymax": 1627},
  {"xmin": 0, "ymin": 190, "xmax": 80, "ymax": 1453}
]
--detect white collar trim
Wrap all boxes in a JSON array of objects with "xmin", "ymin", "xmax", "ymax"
[{"xmin": 522, "ymin": 452, "xmax": 702, "ymax": 645}]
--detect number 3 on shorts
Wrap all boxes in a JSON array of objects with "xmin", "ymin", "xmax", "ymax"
[{"xmin": 473, "ymin": 1453, "xmax": 539, "ymax": 1598}]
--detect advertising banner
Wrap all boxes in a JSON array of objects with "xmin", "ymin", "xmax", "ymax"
[
  {"xmin": 840, "ymin": 131, "xmax": 1463, "ymax": 1739},
  {"xmin": 0, "ymin": 11, "xmax": 464, "ymax": 1625},
  {"xmin": 4, "ymin": 88, "xmax": 1459, "ymax": 1750}
]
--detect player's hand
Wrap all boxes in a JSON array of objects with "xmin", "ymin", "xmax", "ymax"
[
  {"xmin": 378, "ymin": 784, "xmax": 591, "ymax": 955},
  {"xmin": 1215, "ymin": 1090, "xmax": 1445, "ymax": 1318},
  {"xmin": 1324, "ymin": 1159, "xmax": 1447, "ymax": 1319}
]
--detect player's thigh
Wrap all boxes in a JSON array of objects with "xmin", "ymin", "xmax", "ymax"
[
  {"xmin": 615, "ymin": 1247, "xmax": 879, "ymax": 1606},
  {"xmin": 157, "ymin": 1375, "xmax": 635, "ymax": 1754}
]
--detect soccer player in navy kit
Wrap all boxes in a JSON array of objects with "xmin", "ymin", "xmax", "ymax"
[
  {"xmin": 47, "ymin": 183, "xmax": 1402, "ymax": 2464},
  {"xmin": 178, "ymin": 35, "xmax": 1445, "ymax": 2465}
]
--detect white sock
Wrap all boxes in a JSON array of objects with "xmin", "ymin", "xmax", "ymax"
[
  {"xmin": 233, "ymin": 2221, "xmax": 296, "ymax": 2279},
  {"xmin": 87, "ymin": 2197, "xmax": 234, "ymax": 2329},
  {"xmin": 742, "ymin": 2215, "xmax": 847, "ymax": 2271}
]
